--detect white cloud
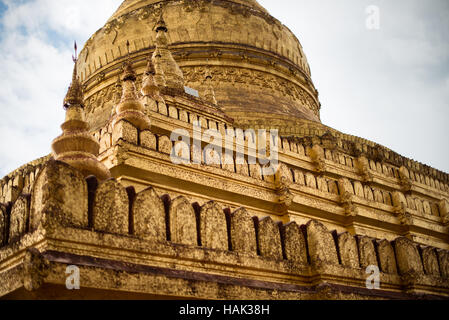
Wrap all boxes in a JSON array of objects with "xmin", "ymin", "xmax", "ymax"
[
  {"xmin": 0, "ymin": 0, "xmax": 122, "ymax": 177},
  {"xmin": 2, "ymin": 0, "xmax": 122, "ymax": 40},
  {"xmin": 259, "ymin": 0, "xmax": 449, "ymax": 173}
]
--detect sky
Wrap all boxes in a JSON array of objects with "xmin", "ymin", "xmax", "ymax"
[{"xmin": 0, "ymin": 0, "xmax": 448, "ymax": 177}]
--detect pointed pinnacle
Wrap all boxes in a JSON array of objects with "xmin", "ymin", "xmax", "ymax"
[{"xmin": 155, "ymin": 14, "xmax": 167, "ymax": 32}]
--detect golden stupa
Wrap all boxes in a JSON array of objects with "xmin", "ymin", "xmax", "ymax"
[
  {"xmin": 0, "ymin": 0, "xmax": 448, "ymax": 300},
  {"xmin": 78, "ymin": 0, "xmax": 320, "ymax": 130}
]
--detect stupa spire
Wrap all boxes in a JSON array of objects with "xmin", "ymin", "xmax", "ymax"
[
  {"xmin": 112, "ymin": 40, "xmax": 151, "ymax": 130},
  {"xmin": 52, "ymin": 43, "xmax": 111, "ymax": 181},
  {"xmin": 151, "ymin": 14, "xmax": 184, "ymax": 91},
  {"xmin": 152, "ymin": 49, "xmax": 167, "ymax": 88},
  {"xmin": 141, "ymin": 54, "xmax": 166, "ymax": 113},
  {"xmin": 63, "ymin": 42, "xmax": 83, "ymax": 109},
  {"xmin": 122, "ymin": 40, "xmax": 137, "ymax": 81},
  {"xmin": 141, "ymin": 57, "xmax": 159, "ymax": 97}
]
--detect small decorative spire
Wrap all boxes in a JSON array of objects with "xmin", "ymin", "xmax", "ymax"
[
  {"xmin": 204, "ymin": 67, "xmax": 217, "ymax": 105},
  {"xmin": 152, "ymin": 50, "xmax": 167, "ymax": 88},
  {"xmin": 141, "ymin": 55, "xmax": 165, "ymax": 112},
  {"xmin": 122, "ymin": 40, "xmax": 136, "ymax": 82},
  {"xmin": 154, "ymin": 14, "xmax": 168, "ymax": 33},
  {"xmin": 145, "ymin": 56, "xmax": 155, "ymax": 75},
  {"xmin": 63, "ymin": 41, "xmax": 84, "ymax": 109},
  {"xmin": 112, "ymin": 41, "xmax": 151, "ymax": 131},
  {"xmin": 141, "ymin": 57, "xmax": 160, "ymax": 97},
  {"xmin": 151, "ymin": 14, "xmax": 184, "ymax": 91},
  {"xmin": 52, "ymin": 45, "xmax": 111, "ymax": 181}
]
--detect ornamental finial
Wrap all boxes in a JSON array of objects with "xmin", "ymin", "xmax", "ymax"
[
  {"xmin": 63, "ymin": 41, "xmax": 84, "ymax": 109},
  {"xmin": 122, "ymin": 40, "xmax": 136, "ymax": 81},
  {"xmin": 154, "ymin": 13, "xmax": 167, "ymax": 33}
]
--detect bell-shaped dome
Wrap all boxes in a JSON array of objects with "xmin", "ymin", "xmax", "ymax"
[
  {"xmin": 110, "ymin": 0, "xmax": 270, "ymax": 20},
  {"xmin": 78, "ymin": 0, "xmax": 321, "ymax": 130}
]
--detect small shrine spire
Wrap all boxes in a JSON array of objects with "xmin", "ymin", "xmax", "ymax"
[
  {"xmin": 122, "ymin": 40, "xmax": 137, "ymax": 82},
  {"xmin": 52, "ymin": 44, "xmax": 111, "ymax": 181},
  {"xmin": 141, "ymin": 54, "xmax": 166, "ymax": 112},
  {"xmin": 145, "ymin": 56, "xmax": 155, "ymax": 75},
  {"xmin": 63, "ymin": 41, "xmax": 84, "ymax": 109},
  {"xmin": 155, "ymin": 14, "xmax": 168, "ymax": 33},
  {"xmin": 141, "ymin": 56, "xmax": 160, "ymax": 97},
  {"xmin": 151, "ymin": 14, "xmax": 184, "ymax": 91},
  {"xmin": 112, "ymin": 40, "xmax": 151, "ymax": 131}
]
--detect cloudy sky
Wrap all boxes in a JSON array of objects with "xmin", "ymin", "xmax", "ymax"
[{"xmin": 0, "ymin": 0, "xmax": 448, "ymax": 177}]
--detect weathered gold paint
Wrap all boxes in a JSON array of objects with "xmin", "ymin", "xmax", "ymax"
[{"xmin": 1, "ymin": 0, "xmax": 448, "ymax": 300}]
